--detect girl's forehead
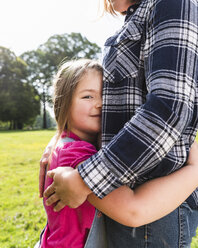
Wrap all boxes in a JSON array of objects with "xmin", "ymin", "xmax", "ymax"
[{"xmin": 75, "ymin": 70, "xmax": 103, "ymax": 92}]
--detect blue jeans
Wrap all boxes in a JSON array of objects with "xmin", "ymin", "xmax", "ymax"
[
  {"xmin": 105, "ymin": 202, "xmax": 198, "ymax": 248},
  {"xmin": 85, "ymin": 210, "xmax": 108, "ymax": 248}
]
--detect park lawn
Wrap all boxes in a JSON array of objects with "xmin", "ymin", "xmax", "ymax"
[
  {"xmin": 0, "ymin": 130, "xmax": 55, "ymax": 248},
  {"xmin": 0, "ymin": 130, "xmax": 198, "ymax": 248}
]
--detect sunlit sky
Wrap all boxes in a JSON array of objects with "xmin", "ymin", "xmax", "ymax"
[{"xmin": 0, "ymin": 0, "xmax": 124, "ymax": 56}]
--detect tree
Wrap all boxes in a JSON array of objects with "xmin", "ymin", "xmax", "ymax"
[
  {"xmin": 33, "ymin": 111, "xmax": 56, "ymax": 129},
  {"xmin": 0, "ymin": 47, "xmax": 40, "ymax": 129},
  {"xmin": 21, "ymin": 32, "xmax": 101, "ymax": 129}
]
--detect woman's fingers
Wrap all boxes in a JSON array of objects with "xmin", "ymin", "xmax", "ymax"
[
  {"xmin": 44, "ymin": 182, "xmax": 56, "ymax": 199},
  {"xmin": 53, "ymin": 201, "xmax": 66, "ymax": 212},
  {"xmin": 45, "ymin": 191, "xmax": 60, "ymax": 206},
  {"xmin": 47, "ymin": 169, "xmax": 56, "ymax": 178}
]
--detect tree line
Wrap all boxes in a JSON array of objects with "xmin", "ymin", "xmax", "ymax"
[{"xmin": 0, "ymin": 33, "xmax": 101, "ymax": 129}]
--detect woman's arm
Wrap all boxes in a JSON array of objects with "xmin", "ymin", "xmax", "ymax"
[{"xmin": 88, "ymin": 141, "xmax": 198, "ymax": 227}]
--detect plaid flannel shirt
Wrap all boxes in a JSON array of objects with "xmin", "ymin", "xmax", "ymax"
[{"xmin": 78, "ymin": 0, "xmax": 198, "ymax": 208}]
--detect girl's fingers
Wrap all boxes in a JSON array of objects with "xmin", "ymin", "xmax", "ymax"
[
  {"xmin": 39, "ymin": 151, "xmax": 50, "ymax": 197},
  {"xmin": 39, "ymin": 161, "xmax": 47, "ymax": 198}
]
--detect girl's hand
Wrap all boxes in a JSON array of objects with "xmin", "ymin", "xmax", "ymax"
[
  {"xmin": 187, "ymin": 140, "xmax": 198, "ymax": 166},
  {"xmin": 39, "ymin": 146, "xmax": 52, "ymax": 197}
]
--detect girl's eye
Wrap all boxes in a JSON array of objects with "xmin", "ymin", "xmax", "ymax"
[{"xmin": 83, "ymin": 95, "xmax": 93, "ymax": 99}]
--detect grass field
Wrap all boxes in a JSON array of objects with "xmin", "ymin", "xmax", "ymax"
[
  {"xmin": 0, "ymin": 130, "xmax": 198, "ymax": 248},
  {"xmin": 0, "ymin": 130, "xmax": 55, "ymax": 248}
]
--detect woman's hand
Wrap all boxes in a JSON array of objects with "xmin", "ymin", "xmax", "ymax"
[{"xmin": 44, "ymin": 167, "xmax": 92, "ymax": 211}]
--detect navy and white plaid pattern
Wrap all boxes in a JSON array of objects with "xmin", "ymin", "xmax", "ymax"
[{"xmin": 78, "ymin": 0, "xmax": 198, "ymax": 208}]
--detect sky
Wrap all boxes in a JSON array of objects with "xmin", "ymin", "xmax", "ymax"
[{"xmin": 0, "ymin": 0, "xmax": 124, "ymax": 56}]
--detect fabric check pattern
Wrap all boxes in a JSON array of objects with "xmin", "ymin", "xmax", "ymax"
[{"xmin": 78, "ymin": 0, "xmax": 198, "ymax": 208}]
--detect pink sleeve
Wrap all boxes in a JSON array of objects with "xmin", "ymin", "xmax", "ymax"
[{"xmin": 58, "ymin": 141, "xmax": 97, "ymax": 169}]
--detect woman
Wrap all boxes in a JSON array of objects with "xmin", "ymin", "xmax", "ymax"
[{"xmin": 42, "ymin": 0, "xmax": 198, "ymax": 247}]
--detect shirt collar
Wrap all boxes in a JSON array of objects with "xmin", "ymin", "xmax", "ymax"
[
  {"xmin": 125, "ymin": 1, "xmax": 141, "ymax": 21},
  {"xmin": 61, "ymin": 130, "xmax": 81, "ymax": 141}
]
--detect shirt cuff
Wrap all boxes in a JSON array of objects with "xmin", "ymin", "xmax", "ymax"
[{"xmin": 78, "ymin": 150, "xmax": 123, "ymax": 198}]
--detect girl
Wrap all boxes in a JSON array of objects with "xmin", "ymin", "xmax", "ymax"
[
  {"xmin": 40, "ymin": 59, "xmax": 198, "ymax": 247},
  {"xmin": 40, "ymin": 59, "xmax": 103, "ymax": 248}
]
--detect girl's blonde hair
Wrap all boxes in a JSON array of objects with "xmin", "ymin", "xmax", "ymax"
[
  {"xmin": 103, "ymin": 0, "xmax": 139, "ymax": 15},
  {"xmin": 103, "ymin": 0, "xmax": 116, "ymax": 15},
  {"xmin": 53, "ymin": 58, "xmax": 103, "ymax": 140}
]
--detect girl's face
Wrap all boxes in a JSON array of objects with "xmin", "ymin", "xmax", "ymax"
[
  {"xmin": 109, "ymin": 0, "xmax": 133, "ymax": 13},
  {"xmin": 68, "ymin": 69, "xmax": 102, "ymax": 143}
]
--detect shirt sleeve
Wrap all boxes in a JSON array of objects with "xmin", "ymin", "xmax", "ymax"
[
  {"xmin": 78, "ymin": 0, "xmax": 198, "ymax": 198},
  {"xmin": 58, "ymin": 141, "xmax": 97, "ymax": 169}
]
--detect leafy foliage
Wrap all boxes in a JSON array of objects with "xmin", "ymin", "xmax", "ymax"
[
  {"xmin": 0, "ymin": 47, "xmax": 40, "ymax": 129},
  {"xmin": 0, "ymin": 33, "xmax": 101, "ymax": 130}
]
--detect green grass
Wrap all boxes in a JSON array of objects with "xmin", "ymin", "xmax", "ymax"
[
  {"xmin": 0, "ymin": 130, "xmax": 55, "ymax": 248},
  {"xmin": 0, "ymin": 130, "xmax": 198, "ymax": 247}
]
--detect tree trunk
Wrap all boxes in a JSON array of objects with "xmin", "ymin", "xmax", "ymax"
[
  {"xmin": 17, "ymin": 122, "xmax": 23, "ymax": 129},
  {"xmin": 43, "ymin": 88, "xmax": 47, "ymax": 129},
  {"xmin": 9, "ymin": 121, "xmax": 13, "ymax": 130},
  {"xmin": 13, "ymin": 120, "xmax": 17, "ymax": 130}
]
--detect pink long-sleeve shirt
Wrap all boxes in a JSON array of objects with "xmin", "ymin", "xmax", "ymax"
[{"xmin": 41, "ymin": 132, "xmax": 96, "ymax": 248}]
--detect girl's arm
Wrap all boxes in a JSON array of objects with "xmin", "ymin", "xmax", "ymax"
[
  {"xmin": 39, "ymin": 133, "xmax": 58, "ymax": 197},
  {"xmin": 87, "ymin": 141, "xmax": 198, "ymax": 227}
]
